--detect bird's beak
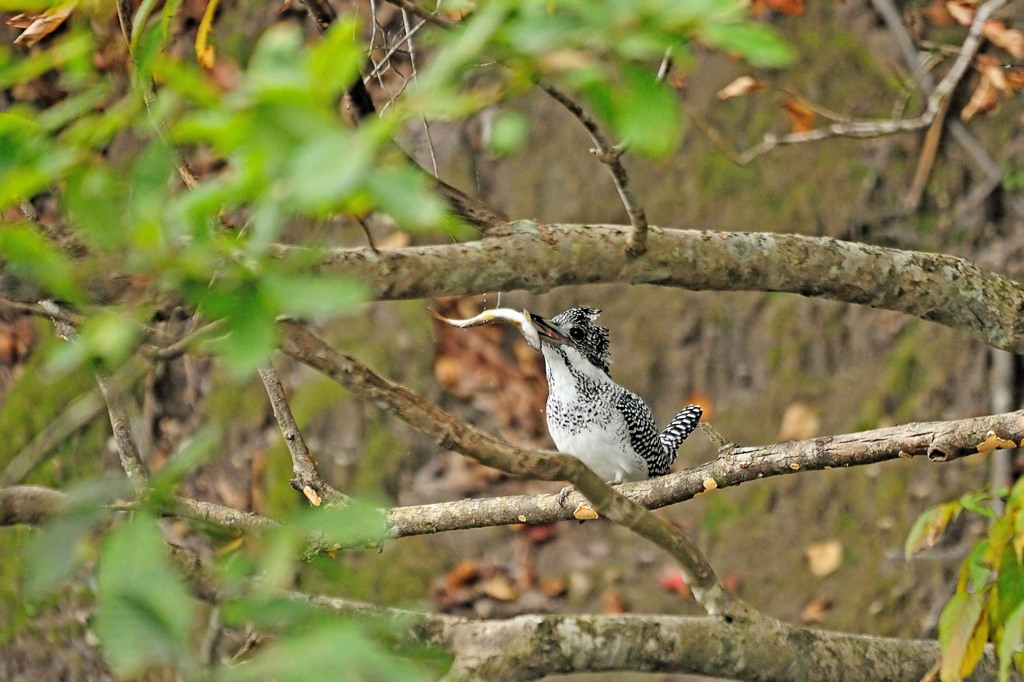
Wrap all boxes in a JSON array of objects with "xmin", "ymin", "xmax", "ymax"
[{"xmin": 529, "ymin": 313, "xmax": 570, "ymax": 346}]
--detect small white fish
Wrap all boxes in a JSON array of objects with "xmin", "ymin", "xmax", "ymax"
[{"xmin": 430, "ymin": 306, "xmax": 567, "ymax": 351}]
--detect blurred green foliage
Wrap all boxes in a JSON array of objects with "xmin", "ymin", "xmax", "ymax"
[{"xmin": 1, "ymin": 0, "xmax": 795, "ymax": 677}]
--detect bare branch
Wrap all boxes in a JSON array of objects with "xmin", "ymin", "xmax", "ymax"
[
  {"xmin": 8, "ymin": 408, "xmax": 1018, "ymax": 545},
  {"xmin": 258, "ymin": 364, "xmax": 347, "ymax": 506},
  {"xmin": 386, "ymin": 410, "xmax": 1024, "ymax": 536},
  {"xmin": 540, "ymin": 84, "xmax": 650, "ymax": 257},
  {"xmin": 95, "ymin": 371, "xmax": 149, "ymax": 494},
  {"xmin": 382, "ymin": 0, "xmax": 456, "ymax": 28},
  {"xmin": 737, "ymin": 0, "xmax": 1008, "ymax": 165},
  {"xmin": 0, "ymin": 485, "xmax": 67, "ymax": 525},
  {"xmin": 868, "ymin": 0, "xmax": 1001, "ymax": 180},
  {"xmin": 288, "ymin": 223, "xmax": 1024, "ymax": 353},
  {"xmin": 142, "ymin": 320, "xmax": 225, "ymax": 362}
]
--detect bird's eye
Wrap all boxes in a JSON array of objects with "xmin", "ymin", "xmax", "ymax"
[{"xmin": 569, "ymin": 327, "xmax": 585, "ymax": 342}]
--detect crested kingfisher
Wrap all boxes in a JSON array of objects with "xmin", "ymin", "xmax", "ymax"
[{"xmin": 528, "ymin": 307, "xmax": 703, "ymax": 485}]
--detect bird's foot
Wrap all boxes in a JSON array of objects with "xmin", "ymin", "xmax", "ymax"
[{"xmin": 556, "ymin": 485, "xmax": 575, "ymax": 507}]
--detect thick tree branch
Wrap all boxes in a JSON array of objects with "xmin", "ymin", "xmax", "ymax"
[
  {"xmin": 286, "ymin": 223, "xmax": 1024, "ymax": 352},
  {"xmin": 0, "ymin": 485, "xmax": 68, "ymax": 525},
  {"xmin": 242, "ymin": 586, "xmax": 1004, "ymax": 681},
  {"xmin": 386, "ymin": 410, "xmax": 1024, "ymax": 535},
  {"xmin": 258, "ymin": 364, "xmax": 347, "ymax": 506},
  {"xmin": 7, "ymin": 410, "xmax": 1018, "ymax": 545},
  {"xmin": 0, "ymin": 489, "xmax": 998, "ymax": 681}
]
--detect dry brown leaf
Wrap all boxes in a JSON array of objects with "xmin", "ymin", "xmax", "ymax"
[
  {"xmin": 925, "ymin": 0, "xmax": 954, "ymax": 26},
  {"xmin": 961, "ymin": 74, "xmax": 1000, "ymax": 121},
  {"xmin": 432, "ymin": 297, "xmax": 549, "ymax": 449},
  {"xmin": 1005, "ymin": 67, "xmax": 1024, "ymax": 91},
  {"xmin": 539, "ymin": 576, "xmax": 568, "ymax": 597},
  {"xmin": 765, "ymin": 0, "xmax": 804, "ymax": 16},
  {"xmin": 479, "ymin": 574, "xmax": 519, "ymax": 601},
  {"xmin": 801, "ymin": 597, "xmax": 833, "ymax": 623},
  {"xmin": 602, "ymin": 588, "xmax": 627, "ymax": 614},
  {"xmin": 977, "ymin": 431, "xmax": 1017, "ymax": 453},
  {"xmin": 977, "ymin": 54, "xmax": 1010, "ymax": 93},
  {"xmin": 778, "ymin": 401, "xmax": 821, "ymax": 441},
  {"xmin": 511, "ymin": 522, "xmax": 558, "ymax": 544},
  {"xmin": 8, "ymin": 2, "xmax": 75, "ymax": 46},
  {"xmin": 946, "ymin": 0, "xmax": 976, "ymax": 26},
  {"xmin": 779, "ymin": 96, "xmax": 816, "ymax": 134},
  {"xmin": 983, "ymin": 20, "xmax": 1024, "ymax": 59},
  {"xmin": 805, "ymin": 540, "xmax": 844, "ymax": 577},
  {"xmin": 445, "ymin": 559, "xmax": 482, "ymax": 591},
  {"xmin": 666, "ymin": 72, "xmax": 688, "ymax": 90},
  {"xmin": 716, "ymin": 76, "xmax": 765, "ymax": 100}
]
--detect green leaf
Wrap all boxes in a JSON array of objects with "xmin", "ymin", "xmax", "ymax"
[
  {"xmin": 21, "ymin": 493, "xmax": 109, "ymax": 598},
  {"xmin": 616, "ymin": 65, "xmax": 681, "ymax": 158},
  {"xmin": 295, "ymin": 499, "xmax": 388, "ymax": 549},
  {"xmin": 961, "ymin": 490, "xmax": 998, "ymax": 519},
  {"xmin": 701, "ymin": 21, "xmax": 795, "ymax": 68},
  {"xmin": 96, "ymin": 513, "xmax": 195, "ymax": 677},
  {"xmin": 906, "ymin": 501, "xmax": 961, "ymax": 559},
  {"xmin": 307, "ymin": 16, "xmax": 363, "ymax": 99},
  {"xmin": 0, "ymin": 224, "xmax": 84, "ymax": 303},
  {"xmin": 64, "ymin": 165, "xmax": 128, "ymax": 248},
  {"xmin": 486, "ymin": 110, "xmax": 530, "ymax": 157},
  {"xmin": 202, "ymin": 286, "xmax": 279, "ymax": 377},
  {"xmin": 263, "ymin": 272, "xmax": 367, "ymax": 318},
  {"xmin": 216, "ymin": 619, "xmax": 432, "ymax": 682},
  {"xmin": 150, "ymin": 426, "xmax": 222, "ymax": 501},
  {"xmin": 939, "ymin": 591, "xmax": 989, "ymax": 682},
  {"xmin": 364, "ymin": 166, "xmax": 449, "ymax": 231},
  {"xmin": 998, "ymin": 601, "xmax": 1024, "ymax": 681},
  {"xmin": 246, "ymin": 23, "xmax": 309, "ymax": 95},
  {"xmin": 286, "ymin": 131, "xmax": 375, "ymax": 212},
  {"xmin": 958, "ymin": 539, "xmax": 992, "ymax": 594}
]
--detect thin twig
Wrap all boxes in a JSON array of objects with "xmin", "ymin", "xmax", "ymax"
[
  {"xmin": 142, "ymin": 319, "xmax": 226, "ymax": 361},
  {"xmin": 381, "ymin": 0, "xmax": 455, "ymax": 28},
  {"xmin": 737, "ymin": 0, "xmax": 1008, "ymax": 165},
  {"xmin": 95, "ymin": 371, "xmax": 149, "ymax": 494},
  {"xmin": 869, "ymin": 0, "xmax": 1001, "ymax": 180},
  {"xmin": 540, "ymin": 84, "xmax": 650, "ymax": 257},
  {"xmin": 402, "ymin": 8, "xmax": 439, "ymax": 177},
  {"xmin": 258, "ymin": 364, "xmax": 347, "ymax": 506},
  {"xmin": 0, "ymin": 297, "xmax": 81, "ymax": 325}
]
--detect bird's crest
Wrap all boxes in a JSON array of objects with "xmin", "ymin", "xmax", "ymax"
[{"xmin": 552, "ymin": 307, "xmax": 611, "ymax": 373}]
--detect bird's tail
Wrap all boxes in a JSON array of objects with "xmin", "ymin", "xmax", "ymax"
[{"xmin": 659, "ymin": 404, "xmax": 703, "ymax": 460}]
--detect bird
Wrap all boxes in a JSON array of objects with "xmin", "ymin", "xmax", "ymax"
[{"xmin": 527, "ymin": 307, "xmax": 703, "ymax": 493}]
